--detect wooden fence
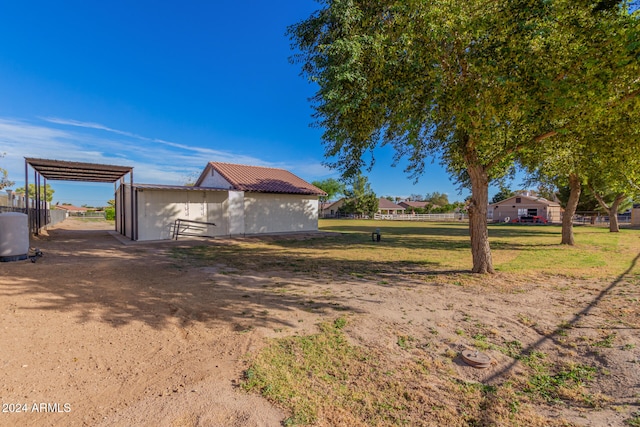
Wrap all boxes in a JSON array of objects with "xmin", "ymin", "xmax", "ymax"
[{"xmin": 374, "ymin": 213, "xmax": 467, "ymax": 221}]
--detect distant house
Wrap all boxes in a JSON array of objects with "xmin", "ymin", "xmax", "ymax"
[
  {"xmin": 117, "ymin": 162, "xmax": 326, "ymax": 241},
  {"xmin": 320, "ymin": 199, "xmax": 346, "ymax": 218},
  {"xmin": 398, "ymin": 200, "xmax": 428, "ymax": 213},
  {"xmin": 632, "ymin": 203, "xmax": 640, "ymax": 226},
  {"xmin": 54, "ymin": 205, "xmax": 88, "ymax": 215},
  {"xmin": 489, "ymin": 195, "xmax": 561, "ymax": 223},
  {"xmin": 377, "ymin": 198, "xmax": 405, "ymax": 215}
]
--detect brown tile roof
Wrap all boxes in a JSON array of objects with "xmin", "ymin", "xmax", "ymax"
[
  {"xmin": 490, "ymin": 195, "xmax": 560, "ymax": 207},
  {"xmin": 54, "ymin": 205, "xmax": 88, "ymax": 212},
  {"xmin": 378, "ymin": 198, "xmax": 404, "ymax": 209},
  {"xmin": 399, "ymin": 201, "xmax": 428, "ymax": 209},
  {"xmin": 201, "ymin": 162, "xmax": 326, "ymax": 196},
  {"xmin": 322, "ymin": 200, "xmax": 343, "ymax": 209}
]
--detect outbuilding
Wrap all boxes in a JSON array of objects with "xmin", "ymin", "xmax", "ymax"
[
  {"xmin": 632, "ymin": 203, "xmax": 640, "ymax": 226},
  {"xmin": 489, "ymin": 195, "xmax": 561, "ymax": 223},
  {"xmin": 117, "ymin": 162, "xmax": 326, "ymax": 241}
]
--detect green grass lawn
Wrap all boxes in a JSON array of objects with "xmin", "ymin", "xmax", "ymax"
[
  {"xmin": 318, "ymin": 219, "xmax": 640, "ymax": 278},
  {"xmin": 175, "ymin": 219, "xmax": 639, "ymax": 280}
]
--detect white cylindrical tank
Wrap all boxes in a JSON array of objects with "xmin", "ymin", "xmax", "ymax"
[{"xmin": 0, "ymin": 212, "xmax": 29, "ymax": 262}]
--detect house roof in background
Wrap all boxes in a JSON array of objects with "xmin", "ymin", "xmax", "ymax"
[
  {"xmin": 197, "ymin": 162, "xmax": 326, "ymax": 196},
  {"xmin": 25, "ymin": 158, "xmax": 133, "ymax": 183},
  {"xmin": 378, "ymin": 198, "xmax": 404, "ymax": 209},
  {"xmin": 490, "ymin": 194, "xmax": 561, "ymax": 207},
  {"xmin": 54, "ymin": 205, "xmax": 88, "ymax": 212},
  {"xmin": 399, "ymin": 201, "xmax": 428, "ymax": 208}
]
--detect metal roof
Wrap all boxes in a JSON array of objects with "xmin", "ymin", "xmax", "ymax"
[
  {"xmin": 25, "ymin": 158, "xmax": 133, "ymax": 183},
  {"xmin": 195, "ymin": 162, "xmax": 327, "ymax": 195}
]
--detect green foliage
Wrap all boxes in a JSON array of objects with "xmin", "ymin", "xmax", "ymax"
[
  {"xmin": 104, "ymin": 207, "xmax": 115, "ymax": 221},
  {"xmin": 518, "ymin": 4, "xmax": 640, "ymax": 237},
  {"xmin": 592, "ymin": 333, "xmax": 617, "ymax": 348},
  {"xmin": 526, "ymin": 363, "xmax": 597, "ymax": 403},
  {"xmin": 312, "ymin": 178, "xmax": 344, "ymax": 203},
  {"xmin": 491, "ymin": 186, "xmax": 515, "ymax": 204},
  {"xmin": 556, "ymin": 185, "xmax": 600, "ymax": 211},
  {"xmin": 289, "ymin": 0, "xmax": 638, "ymax": 273},
  {"xmin": 424, "ymin": 191, "xmax": 449, "ymax": 207},
  {"xmin": 242, "ymin": 318, "xmax": 359, "ymax": 425},
  {"xmin": 0, "ymin": 169, "xmax": 12, "ymax": 191},
  {"xmin": 626, "ymin": 414, "xmax": 640, "ymax": 427},
  {"xmin": 15, "ymin": 183, "xmax": 55, "ymax": 202},
  {"xmin": 0, "ymin": 153, "xmax": 14, "ymax": 190},
  {"xmin": 339, "ymin": 174, "xmax": 378, "ymax": 216}
]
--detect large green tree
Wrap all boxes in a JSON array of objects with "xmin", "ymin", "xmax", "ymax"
[
  {"xmin": 289, "ymin": 0, "xmax": 638, "ymax": 273},
  {"xmin": 340, "ymin": 174, "xmax": 378, "ymax": 217},
  {"xmin": 424, "ymin": 192, "xmax": 449, "ymax": 207},
  {"xmin": 15, "ymin": 183, "xmax": 55, "ymax": 203},
  {"xmin": 521, "ymin": 137, "xmax": 587, "ymax": 245},
  {"xmin": 312, "ymin": 177, "xmax": 345, "ymax": 212},
  {"xmin": 491, "ymin": 186, "xmax": 516, "ymax": 204},
  {"xmin": 518, "ymin": 2, "xmax": 640, "ymax": 243},
  {"xmin": 585, "ymin": 124, "xmax": 640, "ymax": 232}
]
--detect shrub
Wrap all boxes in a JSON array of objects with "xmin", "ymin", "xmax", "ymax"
[{"xmin": 105, "ymin": 207, "xmax": 115, "ymax": 221}]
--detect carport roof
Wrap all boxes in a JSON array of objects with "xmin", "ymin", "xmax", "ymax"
[{"xmin": 25, "ymin": 158, "xmax": 133, "ymax": 183}]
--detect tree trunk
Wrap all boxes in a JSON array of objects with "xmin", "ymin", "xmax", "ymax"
[
  {"xmin": 608, "ymin": 194, "xmax": 627, "ymax": 232},
  {"xmin": 467, "ymin": 163, "xmax": 495, "ymax": 274},
  {"xmin": 561, "ymin": 173, "xmax": 581, "ymax": 245},
  {"xmin": 591, "ymin": 188, "xmax": 626, "ymax": 233},
  {"xmin": 609, "ymin": 208, "xmax": 620, "ymax": 232}
]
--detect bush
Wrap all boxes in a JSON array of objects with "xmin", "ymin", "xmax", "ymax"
[{"xmin": 105, "ymin": 207, "xmax": 115, "ymax": 221}]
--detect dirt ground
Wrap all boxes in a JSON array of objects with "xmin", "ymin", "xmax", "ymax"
[{"xmin": 0, "ymin": 217, "xmax": 638, "ymax": 426}]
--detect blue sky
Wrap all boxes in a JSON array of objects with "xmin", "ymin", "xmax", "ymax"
[{"xmin": 0, "ymin": 1, "xmax": 475, "ymax": 206}]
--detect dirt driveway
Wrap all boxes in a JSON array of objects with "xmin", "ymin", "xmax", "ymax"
[
  {"xmin": 0, "ymin": 218, "xmax": 638, "ymax": 426},
  {"xmin": 0, "ymin": 218, "xmax": 287, "ymax": 427}
]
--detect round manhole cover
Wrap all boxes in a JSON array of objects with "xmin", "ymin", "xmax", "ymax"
[{"xmin": 461, "ymin": 350, "xmax": 492, "ymax": 369}]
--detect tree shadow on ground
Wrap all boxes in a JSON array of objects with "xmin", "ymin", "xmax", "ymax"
[
  {"xmin": 323, "ymin": 222, "xmax": 564, "ymax": 238},
  {"xmin": 476, "ymin": 251, "xmax": 640, "ymax": 425},
  {"xmin": 264, "ymin": 230, "xmax": 562, "ymax": 254},
  {"xmin": 3, "ymin": 228, "xmax": 466, "ymax": 334}
]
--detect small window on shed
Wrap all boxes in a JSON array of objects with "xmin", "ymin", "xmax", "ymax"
[{"xmin": 516, "ymin": 197, "xmax": 522, "ymax": 203}]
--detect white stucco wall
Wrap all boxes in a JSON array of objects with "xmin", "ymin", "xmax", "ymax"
[
  {"xmin": 228, "ymin": 191, "xmax": 245, "ymax": 235},
  {"xmin": 632, "ymin": 207, "xmax": 640, "ymax": 226},
  {"xmin": 136, "ymin": 189, "xmax": 229, "ymax": 241},
  {"xmin": 490, "ymin": 200, "xmax": 560, "ymax": 222},
  {"xmin": 243, "ymin": 193, "xmax": 319, "ymax": 234},
  {"xmin": 198, "ymin": 166, "xmax": 234, "ymax": 189},
  {"xmin": 125, "ymin": 185, "xmax": 320, "ymax": 240}
]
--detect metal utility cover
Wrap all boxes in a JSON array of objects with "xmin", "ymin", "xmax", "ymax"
[{"xmin": 461, "ymin": 350, "xmax": 492, "ymax": 369}]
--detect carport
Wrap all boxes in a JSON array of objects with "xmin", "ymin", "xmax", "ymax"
[{"xmin": 24, "ymin": 158, "xmax": 133, "ymax": 237}]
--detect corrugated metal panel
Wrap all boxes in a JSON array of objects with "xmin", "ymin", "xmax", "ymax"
[
  {"xmin": 26, "ymin": 158, "xmax": 132, "ymax": 182},
  {"xmin": 199, "ymin": 162, "xmax": 326, "ymax": 196}
]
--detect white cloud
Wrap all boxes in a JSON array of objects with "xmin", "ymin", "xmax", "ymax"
[
  {"xmin": 41, "ymin": 117, "xmax": 143, "ymax": 139},
  {"xmin": 0, "ymin": 117, "xmax": 326, "ymax": 188},
  {"xmin": 40, "ymin": 116, "xmax": 275, "ymax": 167}
]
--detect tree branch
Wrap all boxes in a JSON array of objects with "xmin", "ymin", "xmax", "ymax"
[{"xmin": 613, "ymin": 87, "xmax": 640, "ymax": 105}]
